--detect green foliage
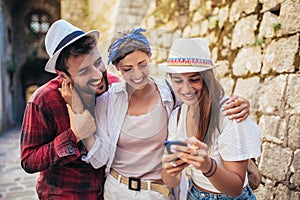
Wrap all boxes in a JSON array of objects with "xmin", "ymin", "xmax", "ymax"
[
  {"xmin": 250, "ymin": 37, "xmax": 264, "ymax": 46},
  {"xmin": 272, "ymin": 22, "xmax": 281, "ymax": 32},
  {"xmin": 208, "ymin": 16, "xmax": 219, "ymax": 28}
]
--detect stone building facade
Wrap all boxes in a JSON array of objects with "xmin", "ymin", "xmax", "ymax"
[{"xmin": 0, "ymin": 0, "xmax": 59, "ymax": 131}]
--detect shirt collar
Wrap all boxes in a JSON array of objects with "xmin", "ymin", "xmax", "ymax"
[{"xmin": 114, "ymin": 78, "xmax": 127, "ymax": 93}]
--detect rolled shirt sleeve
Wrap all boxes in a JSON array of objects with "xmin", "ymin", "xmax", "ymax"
[{"xmin": 219, "ymin": 118, "xmax": 261, "ymax": 161}]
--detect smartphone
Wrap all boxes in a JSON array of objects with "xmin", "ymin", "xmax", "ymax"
[{"xmin": 164, "ymin": 140, "xmax": 188, "ymax": 154}]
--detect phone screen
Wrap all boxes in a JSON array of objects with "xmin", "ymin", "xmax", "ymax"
[{"xmin": 164, "ymin": 140, "xmax": 187, "ymax": 154}]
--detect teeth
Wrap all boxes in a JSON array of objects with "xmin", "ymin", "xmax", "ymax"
[
  {"xmin": 91, "ymin": 80, "xmax": 102, "ymax": 87},
  {"xmin": 132, "ymin": 77, "xmax": 143, "ymax": 83},
  {"xmin": 183, "ymin": 94, "xmax": 195, "ymax": 99}
]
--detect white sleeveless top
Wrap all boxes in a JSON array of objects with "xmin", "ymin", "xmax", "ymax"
[
  {"xmin": 168, "ymin": 101, "xmax": 261, "ymax": 193},
  {"xmin": 111, "ymin": 96, "xmax": 168, "ymax": 180}
]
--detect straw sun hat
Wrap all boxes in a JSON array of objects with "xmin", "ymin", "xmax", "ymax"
[
  {"xmin": 159, "ymin": 38, "xmax": 218, "ymax": 73},
  {"xmin": 44, "ymin": 19, "xmax": 99, "ymax": 74}
]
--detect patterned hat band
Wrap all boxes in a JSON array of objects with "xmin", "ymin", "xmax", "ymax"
[{"xmin": 167, "ymin": 58, "xmax": 214, "ymax": 67}]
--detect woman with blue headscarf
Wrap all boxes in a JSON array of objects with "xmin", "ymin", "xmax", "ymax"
[
  {"xmin": 65, "ymin": 28, "xmax": 250, "ymax": 200},
  {"xmin": 95, "ymin": 28, "xmax": 177, "ymax": 199}
]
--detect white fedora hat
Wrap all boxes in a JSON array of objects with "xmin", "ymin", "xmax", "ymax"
[
  {"xmin": 44, "ymin": 19, "xmax": 99, "ymax": 74},
  {"xmin": 159, "ymin": 38, "xmax": 218, "ymax": 73}
]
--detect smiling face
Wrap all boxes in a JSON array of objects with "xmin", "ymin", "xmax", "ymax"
[
  {"xmin": 115, "ymin": 50, "xmax": 150, "ymax": 90},
  {"xmin": 171, "ymin": 72, "xmax": 204, "ymax": 106},
  {"xmin": 66, "ymin": 47, "xmax": 105, "ymax": 96}
]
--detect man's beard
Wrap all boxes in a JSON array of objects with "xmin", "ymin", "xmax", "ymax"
[{"xmin": 95, "ymin": 70, "xmax": 109, "ymax": 97}]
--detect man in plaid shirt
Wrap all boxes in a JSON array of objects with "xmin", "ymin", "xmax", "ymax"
[{"xmin": 20, "ymin": 19, "xmax": 118, "ymax": 200}]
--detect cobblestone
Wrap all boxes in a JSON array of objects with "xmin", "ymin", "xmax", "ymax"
[{"xmin": 0, "ymin": 127, "xmax": 38, "ymax": 200}]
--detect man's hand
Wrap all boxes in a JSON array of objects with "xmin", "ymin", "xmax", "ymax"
[
  {"xmin": 60, "ymin": 79, "xmax": 84, "ymax": 114},
  {"xmin": 223, "ymin": 96, "xmax": 250, "ymax": 122},
  {"xmin": 67, "ymin": 105, "xmax": 96, "ymax": 142}
]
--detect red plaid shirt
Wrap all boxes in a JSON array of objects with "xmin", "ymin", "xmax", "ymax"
[{"xmin": 20, "ymin": 77, "xmax": 105, "ymax": 200}]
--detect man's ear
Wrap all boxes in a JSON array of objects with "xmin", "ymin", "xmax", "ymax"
[{"xmin": 56, "ymin": 70, "xmax": 71, "ymax": 82}]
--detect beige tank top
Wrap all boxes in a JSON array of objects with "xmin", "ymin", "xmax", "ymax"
[{"xmin": 111, "ymin": 96, "xmax": 168, "ymax": 180}]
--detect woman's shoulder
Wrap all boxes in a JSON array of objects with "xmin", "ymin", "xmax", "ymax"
[
  {"xmin": 218, "ymin": 116, "xmax": 261, "ymax": 160},
  {"xmin": 219, "ymin": 95, "xmax": 229, "ymax": 110}
]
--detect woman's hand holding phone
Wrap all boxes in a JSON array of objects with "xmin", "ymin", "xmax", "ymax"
[
  {"xmin": 176, "ymin": 137, "xmax": 211, "ymax": 172},
  {"xmin": 162, "ymin": 140, "xmax": 189, "ymax": 176},
  {"xmin": 163, "ymin": 137, "xmax": 211, "ymax": 172}
]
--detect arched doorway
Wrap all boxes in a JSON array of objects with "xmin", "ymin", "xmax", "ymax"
[{"xmin": 20, "ymin": 58, "xmax": 56, "ymax": 103}]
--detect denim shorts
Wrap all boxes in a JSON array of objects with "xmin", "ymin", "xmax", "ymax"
[{"xmin": 187, "ymin": 179, "xmax": 256, "ymax": 200}]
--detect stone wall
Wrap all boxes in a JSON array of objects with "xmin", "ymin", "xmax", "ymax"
[
  {"xmin": 61, "ymin": 0, "xmax": 88, "ymax": 29},
  {"xmin": 140, "ymin": 0, "xmax": 300, "ymax": 199}
]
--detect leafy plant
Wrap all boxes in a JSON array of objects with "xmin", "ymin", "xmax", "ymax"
[
  {"xmin": 272, "ymin": 22, "xmax": 281, "ymax": 32},
  {"xmin": 208, "ymin": 16, "xmax": 219, "ymax": 28},
  {"xmin": 250, "ymin": 37, "xmax": 264, "ymax": 46}
]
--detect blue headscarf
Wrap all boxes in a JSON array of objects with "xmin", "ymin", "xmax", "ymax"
[{"xmin": 107, "ymin": 28, "xmax": 151, "ymax": 65}]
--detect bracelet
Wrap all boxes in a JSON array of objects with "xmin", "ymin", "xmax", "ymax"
[
  {"xmin": 202, "ymin": 157, "xmax": 214, "ymax": 175},
  {"xmin": 203, "ymin": 158, "xmax": 217, "ymax": 177}
]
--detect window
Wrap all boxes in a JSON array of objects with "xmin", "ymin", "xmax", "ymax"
[{"xmin": 27, "ymin": 10, "xmax": 50, "ymax": 33}]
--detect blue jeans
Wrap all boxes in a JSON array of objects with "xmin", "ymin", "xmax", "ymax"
[{"xmin": 187, "ymin": 179, "xmax": 256, "ymax": 200}]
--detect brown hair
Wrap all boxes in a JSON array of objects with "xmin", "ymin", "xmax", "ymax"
[
  {"xmin": 197, "ymin": 70, "xmax": 225, "ymax": 143},
  {"xmin": 55, "ymin": 35, "xmax": 97, "ymax": 76}
]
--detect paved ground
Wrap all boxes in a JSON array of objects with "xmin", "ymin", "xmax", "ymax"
[{"xmin": 0, "ymin": 127, "xmax": 38, "ymax": 200}]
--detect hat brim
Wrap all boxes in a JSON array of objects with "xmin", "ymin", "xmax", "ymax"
[
  {"xmin": 158, "ymin": 63, "xmax": 219, "ymax": 74},
  {"xmin": 45, "ymin": 30, "xmax": 100, "ymax": 74}
]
